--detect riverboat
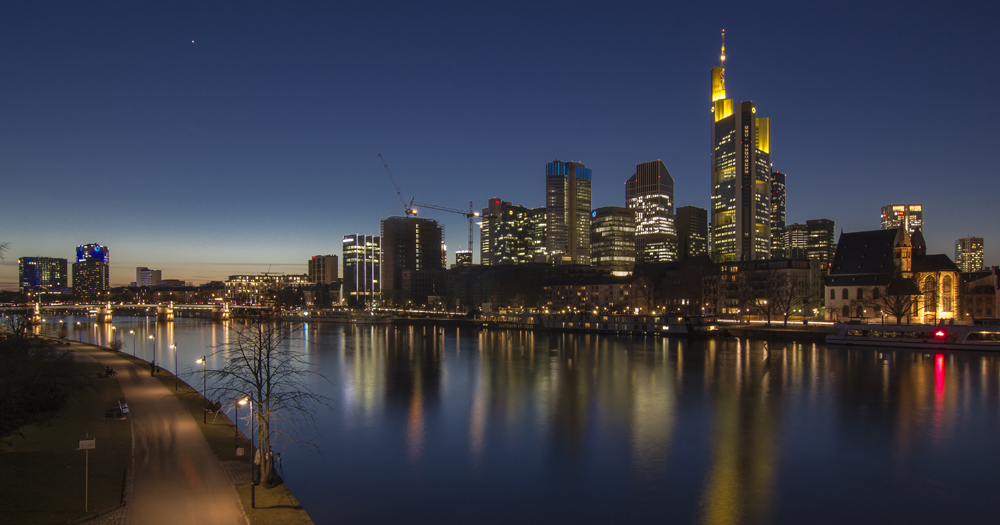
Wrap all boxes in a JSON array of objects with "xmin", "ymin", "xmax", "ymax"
[{"xmin": 826, "ymin": 324, "xmax": 1000, "ymax": 350}]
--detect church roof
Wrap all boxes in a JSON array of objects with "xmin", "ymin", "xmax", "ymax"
[
  {"xmin": 912, "ymin": 254, "xmax": 959, "ymax": 273},
  {"xmin": 829, "ymin": 229, "xmax": 897, "ymax": 276}
]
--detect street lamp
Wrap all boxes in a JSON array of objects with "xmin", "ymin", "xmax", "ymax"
[
  {"xmin": 170, "ymin": 344, "xmax": 179, "ymax": 391},
  {"xmin": 129, "ymin": 330, "xmax": 135, "ymax": 361},
  {"xmin": 195, "ymin": 357, "xmax": 207, "ymax": 423},
  {"xmin": 76, "ymin": 321, "xmax": 81, "ymax": 341},
  {"xmin": 236, "ymin": 397, "xmax": 247, "ymax": 447},
  {"xmin": 148, "ymin": 335, "xmax": 156, "ymax": 376}
]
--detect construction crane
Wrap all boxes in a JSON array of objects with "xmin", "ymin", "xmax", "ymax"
[{"xmin": 377, "ymin": 153, "xmax": 480, "ymax": 253}]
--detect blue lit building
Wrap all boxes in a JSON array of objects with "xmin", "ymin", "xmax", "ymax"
[
  {"xmin": 73, "ymin": 243, "xmax": 110, "ymax": 295},
  {"xmin": 77, "ymin": 243, "xmax": 109, "ymax": 263},
  {"xmin": 18, "ymin": 257, "xmax": 68, "ymax": 293},
  {"xmin": 545, "ymin": 160, "xmax": 592, "ymax": 265}
]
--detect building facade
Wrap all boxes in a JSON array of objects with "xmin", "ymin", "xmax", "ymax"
[
  {"xmin": 380, "ymin": 216, "xmax": 444, "ymax": 304},
  {"xmin": 18, "ymin": 257, "xmax": 68, "ymax": 293},
  {"xmin": 676, "ymin": 206, "xmax": 708, "ymax": 260},
  {"xmin": 308, "ymin": 255, "xmax": 339, "ymax": 284},
  {"xmin": 72, "ymin": 243, "xmax": 110, "ymax": 294},
  {"xmin": 880, "ymin": 204, "xmax": 923, "ymax": 233},
  {"xmin": 626, "ymin": 160, "xmax": 677, "ymax": 263},
  {"xmin": 545, "ymin": 160, "xmax": 592, "ymax": 265},
  {"xmin": 342, "ymin": 234, "xmax": 381, "ymax": 307},
  {"xmin": 710, "ymin": 37, "xmax": 772, "ymax": 261},
  {"xmin": 590, "ymin": 206, "xmax": 636, "ymax": 276},
  {"xmin": 480, "ymin": 198, "xmax": 537, "ymax": 266},
  {"xmin": 955, "ymin": 237, "xmax": 985, "ymax": 273},
  {"xmin": 770, "ymin": 171, "xmax": 786, "ymax": 257},
  {"xmin": 224, "ymin": 274, "xmax": 310, "ymax": 304},
  {"xmin": 136, "ymin": 267, "xmax": 161, "ymax": 287}
]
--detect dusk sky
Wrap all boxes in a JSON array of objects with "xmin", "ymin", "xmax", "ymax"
[{"xmin": 2, "ymin": 1, "xmax": 997, "ymax": 289}]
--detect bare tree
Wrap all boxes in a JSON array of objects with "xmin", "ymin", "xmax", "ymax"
[
  {"xmin": 749, "ymin": 271, "xmax": 785, "ymax": 326},
  {"xmin": 770, "ymin": 273, "xmax": 813, "ymax": 327},
  {"xmin": 864, "ymin": 275, "xmax": 922, "ymax": 324},
  {"xmin": 0, "ymin": 241, "xmax": 8, "ymax": 260},
  {"xmin": 208, "ymin": 311, "xmax": 329, "ymax": 489},
  {"xmin": 736, "ymin": 273, "xmax": 758, "ymax": 324}
]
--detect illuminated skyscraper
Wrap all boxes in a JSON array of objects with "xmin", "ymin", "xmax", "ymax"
[
  {"xmin": 676, "ymin": 206, "xmax": 708, "ymax": 260},
  {"xmin": 545, "ymin": 160, "xmax": 592, "ymax": 265},
  {"xmin": 710, "ymin": 31, "xmax": 772, "ymax": 261},
  {"xmin": 880, "ymin": 204, "xmax": 923, "ymax": 233},
  {"xmin": 18, "ymin": 257, "xmax": 68, "ymax": 293},
  {"xmin": 590, "ymin": 206, "xmax": 636, "ymax": 275},
  {"xmin": 956, "ymin": 237, "xmax": 985, "ymax": 273},
  {"xmin": 480, "ymin": 198, "xmax": 537, "ymax": 265},
  {"xmin": 770, "ymin": 171, "xmax": 786, "ymax": 256},
  {"xmin": 626, "ymin": 160, "xmax": 676, "ymax": 262},
  {"xmin": 72, "ymin": 243, "xmax": 110, "ymax": 294},
  {"xmin": 342, "ymin": 235, "xmax": 380, "ymax": 307}
]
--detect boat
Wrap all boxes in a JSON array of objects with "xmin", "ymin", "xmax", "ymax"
[{"xmin": 826, "ymin": 323, "xmax": 1000, "ymax": 350}]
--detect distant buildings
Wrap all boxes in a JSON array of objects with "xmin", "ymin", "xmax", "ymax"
[
  {"xmin": 224, "ymin": 274, "xmax": 310, "ymax": 304},
  {"xmin": 545, "ymin": 160, "xmax": 592, "ymax": 265},
  {"xmin": 709, "ymin": 35, "xmax": 772, "ymax": 262},
  {"xmin": 480, "ymin": 199, "xmax": 536, "ymax": 265},
  {"xmin": 590, "ymin": 206, "xmax": 636, "ymax": 276},
  {"xmin": 308, "ymin": 255, "xmax": 338, "ymax": 284},
  {"xmin": 136, "ymin": 267, "xmax": 161, "ymax": 287},
  {"xmin": 72, "ymin": 243, "xmax": 110, "ymax": 294},
  {"xmin": 18, "ymin": 257, "xmax": 68, "ymax": 293},
  {"xmin": 626, "ymin": 160, "xmax": 676, "ymax": 262},
  {"xmin": 881, "ymin": 204, "xmax": 923, "ymax": 233},
  {"xmin": 342, "ymin": 234, "xmax": 381, "ymax": 307},
  {"xmin": 771, "ymin": 219, "xmax": 835, "ymax": 263},
  {"xmin": 455, "ymin": 250, "xmax": 473, "ymax": 267},
  {"xmin": 676, "ymin": 206, "xmax": 708, "ymax": 260},
  {"xmin": 381, "ymin": 216, "xmax": 445, "ymax": 304},
  {"xmin": 955, "ymin": 237, "xmax": 985, "ymax": 273},
  {"xmin": 770, "ymin": 171, "xmax": 786, "ymax": 257}
]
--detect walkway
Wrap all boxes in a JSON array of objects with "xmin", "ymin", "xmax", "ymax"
[{"xmin": 68, "ymin": 342, "xmax": 246, "ymax": 525}]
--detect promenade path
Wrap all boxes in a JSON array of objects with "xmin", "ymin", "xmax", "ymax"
[{"xmin": 68, "ymin": 342, "xmax": 246, "ymax": 525}]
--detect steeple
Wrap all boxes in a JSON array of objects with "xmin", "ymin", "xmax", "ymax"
[{"xmin": 711, "ymin": 29, "xmax": 727, "ymax": 103}]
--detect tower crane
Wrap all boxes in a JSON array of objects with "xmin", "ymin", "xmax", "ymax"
[{"xmin": 377, "ymin": 154, "xmax": 480, "ymax": 254}]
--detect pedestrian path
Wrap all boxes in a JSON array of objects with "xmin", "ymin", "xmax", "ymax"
[{"xmin": 68, "ymin": 342, "xmax": 247, "ymax": 525}]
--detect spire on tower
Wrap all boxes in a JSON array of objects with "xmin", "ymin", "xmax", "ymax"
[{"xmin": 721, "ymin": 29, "xmax": 726, "ymax": 67}]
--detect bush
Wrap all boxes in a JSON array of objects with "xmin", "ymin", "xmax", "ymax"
[{"xmin": 108, "ymin": 338, "xmax": 124, "ymax": 352}]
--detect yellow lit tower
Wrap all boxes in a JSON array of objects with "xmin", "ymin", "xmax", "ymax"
[{"xmin": 710, "ymin": 30, "xmax": 772, "ymax": 261}]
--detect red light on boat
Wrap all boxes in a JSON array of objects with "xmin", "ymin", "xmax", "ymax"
[{"xmin": 935, "ymin": 330, "xmax": 946, "ymax": 338}]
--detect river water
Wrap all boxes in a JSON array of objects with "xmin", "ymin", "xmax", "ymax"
[{"xmin": 47, "ymin": 315, "xmax": 1000, "ymax": 524}]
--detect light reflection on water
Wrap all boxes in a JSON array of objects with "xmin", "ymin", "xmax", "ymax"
[{"xmin": 38, "ymin": 316, "xmax": 1000, "ymax": 524}]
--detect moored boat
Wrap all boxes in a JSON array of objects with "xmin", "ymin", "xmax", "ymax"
[{"xmin": 826, "ymin": 323, "xmax": 1000, "ymax": 350}]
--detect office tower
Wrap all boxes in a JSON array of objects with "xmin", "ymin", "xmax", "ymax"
[
  {"xmin": 136, "ymin": 267, "xmax": 162, "ymax": 287},
  {"xmin": 676, "ymin": 206, "xmax": 708, "ymax": 260},
  {"xmin": 590, "ymin": 207, "xmax": 636, "ymax": 275},
  {"xmin": 880, "ymin": 204, "xmax": 923, "ymax": 233},
  {"xmin": 778, "ymin": 223, "xmax": 809, "ymax": 259},
  {"xmin": 770, "ymin": 171, "xmax": 786, "ymax": 257},
  {"xmin": 380, "ymin": 216, "xmax": 443, "ymax": 297},
  {"xmin": 72, "ymin": 243, "xmax": 110, "ymax": 294},
  {"xmin": 308, "ymin": 255, "xmax": 338, "ymax": 284},
  {"xmin": 545, "ymin": 160, "xmax": 592, "ymax": 265},
  {"xmin": 626, "ymin": 160, "xmax": 677, "ymax": 262},
  {"xmin": 455, "ymin": 250, "xmax": 473, "ymax": 266},
  {"xmin": 529, "ymin": 207, "xmax": 547, "ymax": 261},
  {"xmin": 18, "ymin": 257, "xmax": 68, "ymax": 293},
  {"xmin": 342, "ymin": 235, "xmax": 381, "ymax": 307},
  {"xmin": 806, "ymin": 219, "xmax": 836, "ymax": 263},
  {"xmin": 710, "ymin": 32, "xmax": 772, "ymax": 261},
  {"xmin": 480, "ymin": 198, "xmax": 536, "ymax": 266},
  {"xmin": 956, "ymin": 237, "xmax": 985, "ymax": 273}
]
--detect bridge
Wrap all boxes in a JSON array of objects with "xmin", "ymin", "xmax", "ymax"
[{"xmin": 1, "ymin": 302, "xmax": 269, "ymax": 324}]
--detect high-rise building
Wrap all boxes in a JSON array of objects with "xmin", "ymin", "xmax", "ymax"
[
  {"xmin": 18, "ymin": 257, "xmax": 68, "ymax": 293},
  {"xmin": 545, "ymin": 160, "xmax": 592, "ymax": 265},
  {"xmin": 455, "ymin": 250, "xmax": 473, "ymax": 266},
  {"xmin": 529, "ymin": 207, "xmax": 547, "ymax": 262},
  {"xmin": 342, "ymin": 235, "xmax": 380, "ymax": 307},
  {"xmin": 880, "ymin": 204, "xmax": 923, "ymax": 233},
  {"xmin": 770, "ymin": 171, "xmax": 786, "ymax": 257},
  {"xmin": 626, "ymin": 160, "xmax": 677, "ymax": 263},
  {"xmin": 480, "ymin": 198, "xmax": 537, "ymax": 265},
  {"xmin": 956, "ymin": 237, "xmax": 985, "ymax": 273},
  {"xmin": 72, "ymin": 243, "xmax": 110, "ymax": 294},
  {"xmin": 381, "ymin": 216, "xmax": 444, "ymax": 301},
  {"xmin": 136, "ymin": 267, "xmax": 162, "ymax": 287},
  {"xmin": 710, "ymin": 32, "xmax": 772, "ymax": 261},
  {"xmin": 806, "ymin": 219, "xmax": 836, "ymax": 263},
  {"xmin": 676, "ymin": 206, "xmax": 708, "ymax": 260},
  {"xmin": 308, "ymin": 255, "xmax": 338, "ymax": 284},
  {"xmin": 590, "ymin": 207, "xmax": 636, "ymax": 276}
]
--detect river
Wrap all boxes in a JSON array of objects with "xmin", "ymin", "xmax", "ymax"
[{"xmin": 45, "ymin": 315, "xmax": 1000, "ymax": 524}]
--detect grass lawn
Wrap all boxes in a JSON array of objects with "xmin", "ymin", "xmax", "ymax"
[{"xmin": 0, "ymin": 358, "xmax": 132, "ymax": 525}]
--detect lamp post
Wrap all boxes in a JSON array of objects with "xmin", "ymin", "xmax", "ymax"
[
  {"xmin": 248, "ymin": 397, "xmax": 256, "ymax": 508},
  {"xmin": 76, "ymin": 321, "xmax": 81, "ymax": 341},
  {"xmin": 195, "ymin": 357, "xmax": 207, "ymax": 423},
  {"xmin": 129, "ymin": 330, "xmax": 135, "ymax": 361},
  {"xmin": 148, "ymin": 335, "xmax": 156, "ymax": 376},
  {"xmin": 170, "ymin": 344, "xmax": 178, "ymax": 391},
  {"xmin": 236, "ymin": 397, "xmax": 247, "ymax": 448}
]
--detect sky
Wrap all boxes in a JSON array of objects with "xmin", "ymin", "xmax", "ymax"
[{"xmin": 2, "ymin": 1, "xmax": 998, "ymax": 289}]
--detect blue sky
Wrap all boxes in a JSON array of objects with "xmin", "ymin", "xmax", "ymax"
[{"xmin": 2, "ymin": 1, "xmax": 997, "ymax": 288}]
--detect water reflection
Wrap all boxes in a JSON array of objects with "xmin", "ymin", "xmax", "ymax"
[{"xmin": 34, "ymin": 316, "xmax": 1000, "ymax": 523}]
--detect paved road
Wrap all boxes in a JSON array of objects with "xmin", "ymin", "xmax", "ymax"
[{"xmin": 70, "ymin": 343, "xmax": 246, "ymax": 525}]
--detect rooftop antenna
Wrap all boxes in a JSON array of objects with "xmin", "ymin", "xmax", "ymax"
[{"xmin": 720, "ymin": 29, "xmax": 726, "ymax": 90}]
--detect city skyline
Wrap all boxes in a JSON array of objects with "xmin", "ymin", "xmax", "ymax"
[{"xmin": 2, "ymin": 3, "xmax": 998, "ymax": 289}]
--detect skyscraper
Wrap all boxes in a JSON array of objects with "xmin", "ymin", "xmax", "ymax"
[
  {"xmin": 956, "ymin": 237, "xmax": 985, "ymax": 273},
  {"xmin": 880, "ymin": 204, "xmax": 923, "ymax": 233},
  {"xmin": 626, "ymin": 160, "xmax": 677, "ymax": 262},
  {"xmin": 480, "ymin": 198, "xmax": 537, "ymax": 265},
  {"xmin": 590, "ymin": 206, "xmax": 636, "ymax": 275},
  {"xmin": 72, "ymin": 243, "xmax": 110, "ymax": 294},
  {"xmin": 806, "ymin": 219, "xmax": 836, "ymax": 263},
  {"xmin": 342, "ymin": 235, "xmax": 380, "ymax": 307},
  {"xmin": 380, "ymin": 216, "xmax": 444, "ymax": 303},
  {"xmin": 710, "ymin": 31, "xmax": 772, "ymax": 261},
  {"xmin": 676, "ymin": 206, "xmax": 708, "ymax": 260},
  {"xmin": 18, "ymin": 257, "xmax": 68, "ymax": 293},
  {"xmin": 770, "ymin": 171, "xmax": 786, "ymax": 257},
  {"xmin": 545, "ymin": 160, "xmax": 592, "ymax": 265},
  {"xmin": 308, "ymin": 255, "xmax": 338, "ymax": 284}
]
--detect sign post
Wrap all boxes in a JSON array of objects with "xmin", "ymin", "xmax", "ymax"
[{"xmin": 77, "ymin": 435, "xmax": 96, "ymax": 512}]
